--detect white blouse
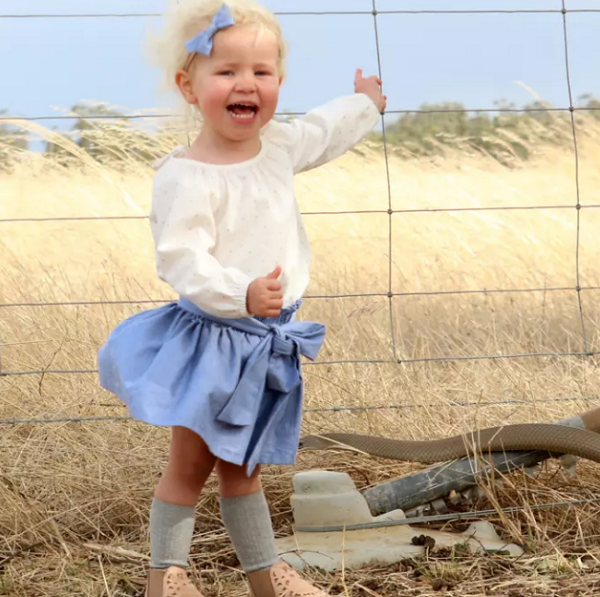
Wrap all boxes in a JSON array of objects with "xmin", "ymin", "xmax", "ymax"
[{"xmin": 149, "ymin": 92, "xmax": 381, "ymax": 318}]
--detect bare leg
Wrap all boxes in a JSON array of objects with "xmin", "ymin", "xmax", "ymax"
[
  {"xmin": 216, "ymin": 459, "xmax": 262, "ymax": 498},
  {"xmin": 155, "ymin": 426, "xmax": 217, "ymax": 506},
  {"xmin": 146, "ymin": 427, "xmax": 217, "ymax": 597}
]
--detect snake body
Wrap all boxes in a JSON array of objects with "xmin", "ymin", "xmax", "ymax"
[{"xmin": 299, "ymin": 423, "xmax": 600, "ymax": 464}]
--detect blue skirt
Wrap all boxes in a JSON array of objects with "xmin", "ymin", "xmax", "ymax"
[{"xmin": 97, "ymin": 297, "xmax": 326, "ymax": 475}]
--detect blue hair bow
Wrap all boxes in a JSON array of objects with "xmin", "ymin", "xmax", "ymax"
[{"xmin": 185, "ymin": 4, "xmax": 235, "ymax": 57}]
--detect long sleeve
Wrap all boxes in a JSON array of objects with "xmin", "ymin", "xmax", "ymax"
[
  {"xmin": 150, "ymin": 171, "xmax": 253, "ymax": 318},
  {"xmin": 276, "ymin": 93, "xmax": 381, "ymax": 174}
]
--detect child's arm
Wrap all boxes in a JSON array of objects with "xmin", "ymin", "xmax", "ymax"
[
  {"xmin": 150, "ymin": 173, "xmax": 254, "ymax": 318},
  {"xmin": 278, "ymin": 69, "xmax": 387, "ymax": 174}
]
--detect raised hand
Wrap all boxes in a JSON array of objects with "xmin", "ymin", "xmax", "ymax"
[{"xmin": 354, "ymin": 68, "xmax": 387, "ymax": 112}]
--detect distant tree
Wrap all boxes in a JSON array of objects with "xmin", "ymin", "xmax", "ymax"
[
  {"xmin": 579, "ymin": 93, "xmax": 600, "ymax": 121},
  {"xmin": 0, "ymin": 109, "xmax": 29, "ymax": 168},
  {"xmin": 43, "ymin": 102, "xmax": 158, "ymax": 167},
  {"xmin": 37, "ymin": 92, "xmax": 600, "ymax": 169},
  {"xmin": 366, "ymin": 91, "xmax": 600, "ymax": 166},
  {"xmin": 70, "ymin": 103, "xmax": 129, "ymax": 161},
  {"xmin": 44, "ymin": 125, "xmax": 75, "ymax": 163}
]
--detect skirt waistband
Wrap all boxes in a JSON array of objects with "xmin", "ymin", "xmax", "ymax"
[{"xmin": 177, "ymin": 296, "xmax": 302, "ymax": 334}]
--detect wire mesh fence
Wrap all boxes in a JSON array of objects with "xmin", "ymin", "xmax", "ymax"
[{"xmin": 1, "ymin": 2, "xmax": 598, "ymax": 433}]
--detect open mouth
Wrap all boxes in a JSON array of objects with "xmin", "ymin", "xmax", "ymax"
[{"xmin": 227, "ymin": 103, "xmax": 259, "ymax": 120}]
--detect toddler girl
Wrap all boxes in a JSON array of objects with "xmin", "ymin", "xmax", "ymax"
[{"xmin": 98, "ymin": 1, "xmax": 386, "ymax": 595}]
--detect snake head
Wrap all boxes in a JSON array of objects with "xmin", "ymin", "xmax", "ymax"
[
  {"xmin": 298, "ymin": 434, "xmax": 330, "ymax": 450},
  {"xmin": 297, "ymin": 435, "xmax": 314, "ymax": 450},
  {"xmin": 298, "ymin": 434, "xmax": 352, "ymax": 451}
]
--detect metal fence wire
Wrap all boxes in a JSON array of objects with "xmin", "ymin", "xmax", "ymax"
[{"xmin": 1, "ymin": 1, "xmax": 598, "ymax": 429}]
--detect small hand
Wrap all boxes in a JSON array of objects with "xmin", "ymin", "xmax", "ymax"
[
  {"xmin": 354, "ymin": 68, "xmax": 387, "ymax": 112},
  {"xmin": 247, "ymin": 266, "xmax": 284, "ymax": 318}
]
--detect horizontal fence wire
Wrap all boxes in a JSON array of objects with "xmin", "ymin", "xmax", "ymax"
[
  {"xmin": 4, "ymin": 284, "xmax": 600, "ymax": 309},
  {"xmin": 2, "ymin": 106, "xmax": 600, "ymax": 123},
  {"xmin": 2, "ymin": 9, "xmax": 600, "ymax": 18},
  {"xmin": 0, "ymin": 396, "xmax": 598, "ymax": 427},
  {"xmin": 2, "ymin": 350, "xmax": 600, "ymax": 379},
  {"xmin": 296, "ymin": 496, "xmax": 600, "ymax": 531},
  {"xmin": 3, "ymin": 204, "xmax": 600, "ymax": 224}
]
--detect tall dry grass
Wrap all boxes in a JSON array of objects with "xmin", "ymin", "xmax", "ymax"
[{"xmin": 1, "ymin": 112, "xmax": 600, "ymax": 595}]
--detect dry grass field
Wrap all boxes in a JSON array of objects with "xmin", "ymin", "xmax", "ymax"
[{"xmin": 1, "ymin": 112, "xmax": 600, "ymax": 596}]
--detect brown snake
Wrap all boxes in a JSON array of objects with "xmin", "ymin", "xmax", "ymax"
[{"xmin": 298, "ymin": 423, "xmax": 600, "ymax": 463}]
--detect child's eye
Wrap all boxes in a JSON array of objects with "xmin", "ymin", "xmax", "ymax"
[
  {"xmin": 256, "ymin": 70, "xmax": 271, "ymax": 76},
  {"xmin": 218, "ymin": 70, "xmax": 234, "ymax": 76}
]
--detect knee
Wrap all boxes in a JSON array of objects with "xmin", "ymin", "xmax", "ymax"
[
  {"xmin": 166, "ymin": 452, "xmax": 215, "ymax": 490},
  {"xmin": 217, "ymin": 460, "xmax": 261, "ymax": 479},
  {"xmin": 216, "ymin": 460, "xmax": 261, "ymax": 497}
]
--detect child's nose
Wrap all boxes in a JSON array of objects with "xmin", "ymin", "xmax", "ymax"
[{"xmin": 234, "ymin": 73, "xmax": 257, "ymax": 92}]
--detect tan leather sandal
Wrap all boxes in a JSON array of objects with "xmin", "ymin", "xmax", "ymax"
[
  {"xmin": 145, "ymin": 566, "xmax": 205, "ymax": 597},
  {"xmin": 246, "ymin": 561, "xmax": 329, "ymax": 597}
]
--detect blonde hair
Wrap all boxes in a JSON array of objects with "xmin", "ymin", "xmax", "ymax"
[{"xmin": 148, "ymin": 0, "xmax": 288, "ymax": 98}]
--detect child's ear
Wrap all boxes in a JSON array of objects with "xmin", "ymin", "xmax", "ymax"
[{"xmin": 176, "ymin": 70, "xmax": 198, "ymax": 105}]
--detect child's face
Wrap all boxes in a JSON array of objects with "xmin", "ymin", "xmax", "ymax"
[{"xmin": 180, "ymin": 24, "xmax": 282, "ymax": 144}]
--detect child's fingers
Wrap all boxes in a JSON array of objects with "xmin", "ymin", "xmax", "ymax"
[
  {"xmin": 266, "ymin": 265, "xmax": 282, "ymax": 279},
  {"xmin": 265, "ymin": 279, "xmax": 282, "ymax": 292},
  {"xmin": 268, "ymin": 298, "xmax": 284, "ymax": 309},
  {"xmin": 355, "ymin": 68, "xmax": 363, "ymax": 85}
]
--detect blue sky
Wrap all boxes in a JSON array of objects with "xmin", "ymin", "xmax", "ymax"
[{"xmin": 2, "ymin": 0, "xmax": 600, "ymax": 131}]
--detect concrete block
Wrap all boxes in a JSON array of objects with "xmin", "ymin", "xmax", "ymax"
[{"xmin": 276, "ymin": 470, "xmax": 523, "ymax": 572}]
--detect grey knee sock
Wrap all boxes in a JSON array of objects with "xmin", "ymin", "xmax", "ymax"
[
  {"xmin": 220, "ymin": 490, "xmax": 279, "ymax": 572},
  {"xmin": 149, "ymin": 497, "xmax": 195, "ymax": 569}
]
